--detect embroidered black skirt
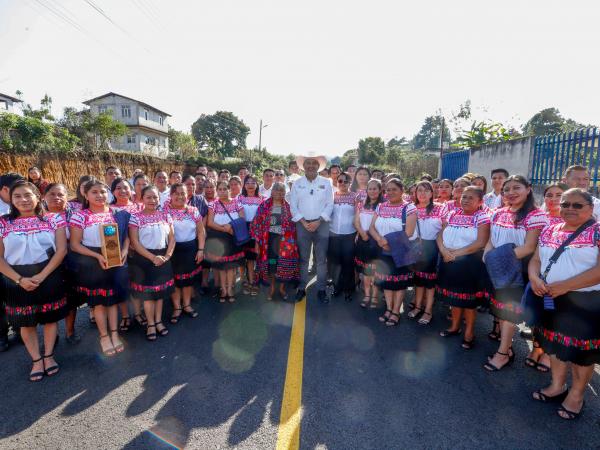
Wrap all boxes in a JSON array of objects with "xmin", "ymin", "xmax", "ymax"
[
  {"xmin": 374, "ymin": 252, "xmax": 413, "ymax": 291},
  {"xmin": 3, "ymin": 259, "xmax": 68, "ymax": 327},
  {"xmin": 535, "ymin": 290, "xmax": 600, "ymax": 366},
  {"xmin": 64, "ymin": 252, "xmax": 84, "ymax": 310},
  {"xmin": 71, "ymin": 247, "xmax": 128, "ymax": 307},
  {"xmin": 436, "ymin": 252, "xmax": 487, "ymax": 309},
  {"xmin": 412, "ymin": 239, "xmax": 439, "ymax": 289},
  {"xmin": 244, "ymin": 236, "xmax": 258, "ymax": 261},
  {"xmin": 205, "ymin": 229, "xmax": 245, "ymax": 270},
  {"xmin": 354, "ymin": 236, "xmax": 378, "ymax": 276},
  {"xmin": 172, "ymin": 239, "xmax": 202, "ymax": 288},
  {"xmin": 129, "ymin": 249, "xmax": 175, "ymax": 301},
  {"xmin": 489, "ymin": 283, "xmax": 527, "ymax": 324}
]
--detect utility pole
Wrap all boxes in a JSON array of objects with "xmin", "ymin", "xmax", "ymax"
[
  {"xmin": 252, "ymin": 119, "xmax": 268, "ymax": 174},
  {"xmin": 438, "ymin": 116, "xmax": 445, "ymax": 178}
]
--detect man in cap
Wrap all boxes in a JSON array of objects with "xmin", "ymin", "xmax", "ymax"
[{"xmin": 289, "ymin": 154, "xmax": 334, "ymax": 303}]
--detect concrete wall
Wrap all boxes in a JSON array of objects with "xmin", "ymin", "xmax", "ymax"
[{"xmin": 468, "ymin": 137, "xmax": 534, "ymax": 179}]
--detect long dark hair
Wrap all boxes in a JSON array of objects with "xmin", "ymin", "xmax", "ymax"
[
  {"xmin": 241, "ymin": 174, "xmax": 260, "ymax": 197},
  {"xmin": 82, "ymin": 180, "xmax": 109, "ymax": 209},
  {"xmin": 110, "ymin": 177, "xmax": 132, "ymax": 204},
  {"xmin": 415, "ymin": 180, "xmax": 435, "ymax": 214},
  {"xmin": 472, "ymin": 175, "xmax": 488, "ymax": 194},
  {"xmin": 71, "ymin": 175, "xmax": 96, "ymax": 205},
  {"xmin": 351, "ymin": 166, "xmax": 371, "ymax": 192},
  {"xmin": 363, "ymin": 179, "xmax": 383, "ymax": 211},
  {"xmin": 503, "ymin": 175, "xmax": 536, "ymax": 224},
  {"xmin": 6, "ymin": 180, "xmax": 45, "ymax": 221}
]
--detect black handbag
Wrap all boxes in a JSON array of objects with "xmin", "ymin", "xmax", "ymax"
[
  {"xmin": 410, "ymin": 208, "xmax": 424, "ymax": 264},
  {"xmin": 218, "ymin": 200, "xmax": 251, "ymax": 246}
]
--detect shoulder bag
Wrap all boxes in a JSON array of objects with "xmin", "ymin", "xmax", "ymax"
[{"xmin": 219, "ymin": 200, "xmax": 251, "ymax": 246}]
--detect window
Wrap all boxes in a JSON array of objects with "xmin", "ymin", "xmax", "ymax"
[
  {"xmin": 0, "ymin": 100, "xmax": 7, "ymax": 110},
  {"xmin": 145, "ymin": 136, "xmax": 156, "ymax": 145},
  {"xmin": 127, "ymin": 134, "xmax": 136, "ymax": 144},
  {"xmin": 144, "ymin": 109, "xmax": 148, "ymax": 120},
  {"xmin": 121, "ymin": 105, "xmax": 131, "ymax": 118},
  {"xmin": 158, "ymin": 116, "xmax": 163, "ymax": 126},
  {"xmin": 98, "ymin": 105, "xmax": 107, "ymax": 114}
]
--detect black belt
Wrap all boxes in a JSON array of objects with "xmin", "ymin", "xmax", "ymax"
[{"xmin": 305, "ymin": 218, "xmax": 321, "ymax": 223}]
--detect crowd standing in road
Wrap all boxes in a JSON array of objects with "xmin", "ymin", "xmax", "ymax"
[{"xmin": 0, "ymin": 158, "xmax": 599, "ymax": 421}]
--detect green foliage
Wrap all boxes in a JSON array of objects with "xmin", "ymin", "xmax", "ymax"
[
  {"xmin": 357, "ymin": 137, "xmax": 385, "ymax": 165},
  {"xmin": 0, "ymin": 112, "xmax": 80, "ymax": 153},
  {"xmin": 191, "ymin": 111, "xmax": 250, "ymax": 158},
  {"xmin": 168, "ymin": 127, "xmax": 197, "ymax": 159},
  {"xmin": 453, "ymin": 121, "xmax": 518, "ymax": 148},
  {"xmin": 413, "ymin": 115, "xmax": 451, "ymax": 149},
  {"xmin": 522, "ymin": 107, "xmax": 587, "ymax": 137}
]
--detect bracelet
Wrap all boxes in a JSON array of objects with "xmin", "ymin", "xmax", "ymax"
[
  {"xmin": 15, "ymin": 276, "xmax": 22, "ymax": 285},
  {"xmin": 197, "ymin": 249, "xmax": 204, "ymax": 252}
]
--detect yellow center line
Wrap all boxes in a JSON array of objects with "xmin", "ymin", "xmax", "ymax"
[{"xmin": 276, "ymin": 297, "xmax": 307, "ymax": 450}]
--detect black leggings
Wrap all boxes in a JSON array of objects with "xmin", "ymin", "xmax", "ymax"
[{"xmin": 328, "ymin": 233, "xmax": 356, "ymax": 294}]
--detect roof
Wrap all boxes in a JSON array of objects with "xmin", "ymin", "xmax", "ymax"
[
  {"xmin": 0, "ymin": 93, "xmax": 23, "ymax": 103},
  {"xmin": 82, "ymin": 92, "xmax": 171, "ymax": 116}
]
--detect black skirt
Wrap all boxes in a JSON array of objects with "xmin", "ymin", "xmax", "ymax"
[
  {"xmin": 64, "ymin": 252, "xmax": 84, "ymax": 310},
  {"xmin": 172, "ymin": 239, "xmax": 202, "ymax": 288},
  {"xmin": 413, "ymin": 239, "xmax": 439, "ymax": 289},
  {"xmin": 436, "ymin": 252, "xmax": 487, "ymax": 309},
  {"xmin": 355, "ymin": 236, "xmax": 378, "ymax": 276},
  {"xmin": 374, "ymin": 252, "xmax": 413, "ymax": 291},
  {"xmin": 536, "ymin": 290, "xmax": 600, "ymax": 366},
  {"xmin": 244, "ymin": 236, "xmax": 258, "ymax": 261},
  {"xmin": 3, "ymin": 259, "xmax": 68, "ymax": 327},
  {"xmin": 489, "ymin": 282, "xmax": 527, "ymax": 324},
  {"xmin": 205, "ymin": 229, "xmax": 245, "ymax": 270},
  {"xmin": 71, "ymin": 247, "xmax": 128, "ymax": 307},
  {"xmin": 129, "ymin": 249, "xmax": 175, "ymax": 301}
]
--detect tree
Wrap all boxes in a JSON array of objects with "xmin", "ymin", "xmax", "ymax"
[
  {"xmin": 413, "ymin": 115, "xmax": 451, "ymax": 149},
  {"xmin": 86, "ymin": 112, "xmax": 128, "ymax": 150},
  {"xmin": 522, "ymin": 107, "xmax": 587, "ymax": 137},
  {"xmin": 22, "ymin": 94, "xmax": 55, "ymax": 122},
  {"xmin": 357, "ymin": 137, "xmax": 385, "ymax": 165},
  {"xmin": 453, "ymin": 121, "xmax": 517, "ymax": 148},
  {"xmin": 191, "ymin": 111, "xmax": 250, "ymax": 158},
  {"xmin": 168, "ymin": 127, "xmax": 197, "ymax": 159}
]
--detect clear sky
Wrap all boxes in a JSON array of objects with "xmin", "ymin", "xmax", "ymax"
[{"xmin": 0, "ymin": 0, "xmax": 598, "ymax": 157}]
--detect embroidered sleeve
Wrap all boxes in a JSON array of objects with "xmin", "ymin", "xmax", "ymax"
[
  {"xmin": 68, "ymin": 211, "xmax": 86, "ymax": 229},
  {"xmin": 129, "ymin": 213, "xmax": 139, "ymax": 228},
  {"xmin": 190, "ymin": 206, "xmax": 201, "ymax": 223},
  {"xmin": 404, "ymin": 203, "xmax": 417, "ymax": 216},
  {"xmin": 475, "ymin": 210, "xmax": 491, "ymax": 226},
  {"xmin": 524, "ymin": 209, "xmax": 549, "ymax": 231},
  {"xmin": 50, "ymin": 213, "xmax": 67, "ymax": 229},
  {"xmin": 165, "ymin": 212, "xmax": 174, "ymax": 226},
  {"xmin": 0, "ymin": 218, "xmax": 6, "ymax": 239},
  {"xmin": 208, "ymin": 202, "xmax": 216, "ymax": 213}
]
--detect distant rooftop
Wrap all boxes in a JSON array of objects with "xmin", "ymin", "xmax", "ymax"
[
  {"xmin": 82, "ymin": 92, "xmax": 171, "ymax": 117},
  {"xmin": 0, "ymin": 93, "xmax": 23, "ymax": 103}
]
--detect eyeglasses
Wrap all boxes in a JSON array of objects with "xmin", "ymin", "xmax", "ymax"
[
  {"xmin": 337, "ymin": 179, "xmax": 350, "ymax": 184},
  {"xmin": 560, "ymin": 201, "xmax": 589, "ymax": 209},
  {"xmin": 275, "ymin": 173, "xmax": 285, "ymax": 177}
]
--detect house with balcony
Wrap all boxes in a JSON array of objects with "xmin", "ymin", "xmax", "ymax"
[
  {"xmin": 83, "ymin": 92, "xmax": 171, "ymax": 157},
  {"xmin": 0, "ymin": 93, "xmax": 23, "ymax": 115}
]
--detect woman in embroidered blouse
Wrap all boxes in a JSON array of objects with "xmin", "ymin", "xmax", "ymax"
[
  {"xmin": 128, "ymin": 186, "xmax": 176, "ymax": 341},
  {"xmin": 229, "ymin": 176, "xmax": 242, "ymax": 198},
  {"xmin": 132, "ymin": 174, "xmax": 150, "ymax": 210},
  {"xmin": 354, "ymin": 179, "xmax": 383, "ymax": 308},
  {"xmin": 250, "ymin": 182, "xmax": 299, "ymax": 300},
  {"xmin": 206, "ymin": 181, "xmax": 246, "ymax": 303},
  {"xmin": 328, "ymin": 172, "xmax": 358, "ymax": 301},
  {"xmin": 68, "ymin": 175, "xmax": 96, "ymax": 212},
  {"xmin": 110, "ymin": 178, "xmax": 138, "ymax": 214},
  {"xmin": 44, "ymin": 183, "xmax": 81, "ymax": 344},
  {"xmin": 238, "ymin": 175, "xmax": 263, "ymax": 296},
  {"xmin": 203, "ymin": 179, "xmax": 217, "ymax": 204},
  {"xmin": 183, "ymin": 175, "xmax": 209, "ymax": 218},
  {"xmin": 350, "ymin": 166, "xmax": 370, "ymax": 204},
  {"xmin": 443, "ymin": 177, "xmax": 471, "ymax": 216},
  {"xmin": 435, "ymin": 179, "xmax": 453, "ymax": 203},
  {"xmin": 544, "ymin": 183, "xmax": 567, "ymax": 226},
  {"xmin": 0, "ymin": 181, "xmax": 68, "ymax": 381},
  {"xmin": 436, "ymin": 186, "xmax": 490, "ymax": 348},
  {"xmin": 27, "ymin": 166, "xmax": 49, "ymax": 195},
  {"xmin": 408, "ymin": 181, "xmax": 444, "ymax": 325},
  {"xmin": 483, "ymin": 175, "xmax": 548, "ymax": 371},
  {"xmin": 369, "ymin": 179, "xmax": 417, "ymax": 327},
  {"xmin": 70, "ymin": 180, "xmax": 129, "ymax": 356},
  {"xmin": 166, "ymin": 183, "xmax": 205, "ymax": 323},
  {"xmin": 529, "ymin": 188, "xmax": 600, "ymax": 420}
]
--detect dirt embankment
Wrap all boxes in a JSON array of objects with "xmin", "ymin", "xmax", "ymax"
[{"xmin": 0, "ymin": 151, "xmax": 195, "ymax": 191}]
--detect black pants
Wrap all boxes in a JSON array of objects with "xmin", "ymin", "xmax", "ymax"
[
  {"xmin": 328, "ymin": 233, "xmax": 356, "ymax": 294},
  {"xmin": 0, "ymin": 299, "xmax": 8, "ymax": 338}
]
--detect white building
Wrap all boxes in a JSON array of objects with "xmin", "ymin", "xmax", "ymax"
[
  {"xmin": 0, "ymin": 93, "xmax": 23, "ymax": 115},
  {"xmin": 83, "ymin": 92, "xmax": 171, "ymax": 158}
]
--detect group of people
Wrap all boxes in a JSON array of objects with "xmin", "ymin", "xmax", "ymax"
[{"xmin": 0, "ymin": 156, "xmax": 598, "ymax": 421}]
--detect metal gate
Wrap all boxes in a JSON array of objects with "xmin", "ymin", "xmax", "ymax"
[{"xmin": 441, "ymin": 150, "xmax": 469, "ymax": 180}]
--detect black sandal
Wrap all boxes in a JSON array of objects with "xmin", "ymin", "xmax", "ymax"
[
  {"xmin": 170, "ymin": 308, "xmax": 183, "ymax": 324},
  {"xmin": 219, "ymin": 288, "xmax": 227, "ymax": 304},
  {"xmin": 134, "ymin": 314, "xmax": 148, "ymax": 327},
  {"xmin": 42, "ymin": 352, "xmax": 60, "ymax": 376},
  {"xmin": 532, "ymin": 388, "xmax": 568, "ymax": 403},
  {"xmin": 483, "ymin": 351, "xmax": 514, "ymax": 372},
  {"xmin": 360, "ymin": 296, "xmax": 371, "ymax": 308},
  {"xmin": 379, "ymin": 309, "xmax": 392, "ymax": 323},
  {"xmin": 109, "ymin": 330, "xmax": 125, "ymax": 353},
  {"xmin": 155, "ymin": 321, "xmax": 169, "ymax": 337},
  {"xmin": 182, "ymin": 305, "xmax": 199, "ymax": 318},
  {"xmin": 385, "ymin": 312, "xmax": 400, "ymax": 327},
  {"xmin": 461, "ymin": 338, "xmax": 475, "ymax": 350},
  {"xmin": 557, "ymin": 402, "xmax": 584, "ymax": 420},
  {"xmin": 29, "ymin": 357, "xmax": 44, "ymax": 382},
  {"xmin": 146, "ymin": 325, "xmax": 157, "ymax": 342},
  {"xmin": 119, "ymin": 316, "xmax": 131, "ymax": 332},
  {"xmin": 488, "ymin": 319, "xmax": 501, "ymax": 341},
  {"xmin": 439, "ymin": 328, "xmax": 462, "ymax": 337}
]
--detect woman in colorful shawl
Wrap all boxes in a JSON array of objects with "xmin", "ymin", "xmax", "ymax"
[{"xmin": 250, "ymin": 182, "xmax": 300, "ymax": 300}]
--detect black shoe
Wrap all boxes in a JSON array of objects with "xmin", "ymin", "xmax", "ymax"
[
  {"xmin": 295, "ymin": 289, "xmax": 306, "ymax": 302},
  {"xmin": 0, "ymin": 335, "xmax": 8, "ymax": 352},
  {"xmin": 65, "ymin": 334, "xmax": 82, "ymax": 345},
  {"xmin": 344, "ymin": 292, "xmax": 353, "ymax": 302},
  {"xmin": 318, "ymin": 290, "xmax": 329, "ymax": 304}
]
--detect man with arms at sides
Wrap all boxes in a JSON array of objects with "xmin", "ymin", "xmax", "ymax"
[
  {"xmin": 484, "ymin": 168, "xmax": 509, "ymax": 209},
  {"xmin": 259, "ymin": 168, "xmax": 275, "ymax": 199},
  {"xmin": 154, "ymin": 170, "xmax": 170, "ymax": 207}
]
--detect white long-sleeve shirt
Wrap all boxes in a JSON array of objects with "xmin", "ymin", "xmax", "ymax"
[{"xmin": 290, "ymin": 175, "xmax": 334, "ymax": 222}]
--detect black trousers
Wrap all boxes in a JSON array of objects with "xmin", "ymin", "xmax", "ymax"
[
  {"xmin": 328, "ymin": 233, "xmax": 356, "ymax": 294},
  {"xmin": 0, "ymin": 300, "xmax": 7, "ymax": 338}
]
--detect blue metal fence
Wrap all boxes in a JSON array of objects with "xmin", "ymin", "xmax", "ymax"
[
  {"xmin": 530, "ymin": 128, "xmax": 600, "ymax": 185},
  {"xmin": 441, "ymin": 150, "xmax": 470, "ymax": 180}
]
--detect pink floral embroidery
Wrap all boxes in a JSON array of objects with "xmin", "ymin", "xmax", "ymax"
[
  {"xmin": 334, "ymin": 192, "xmax": 358, "ymax": 206},
  {"xmin": 174, "ymin": 266, "xmax": 202, "ymax": 280},
  {"xmin": 69, "ymin": 210, "xmax": 115, "ymax": 229},
  {"xmin": 491, "ymin": 207, "xmax": 548, "ymax": 231},
  {"xmin": 376, "ymin": 201, "xmax": 416, "ymax": 219},
  {"xmin": 6, "ymin": 297, "xmax": 67, "ymax": 316},
  {"xmin": 206, "ymin": 250, "xmax": 245, "ymax": 263},
  {"xmin": 539, "ymin": 222, "xmax": 600, "ymax": 249},
  {"xmin": 490, "ymin": 297, "xmax": 523, "ymax": 315},
  {"xmin": 0, "ymin": 215, "xmax": 64, "ymax": 238},
  {"xmin": 130, "ymin": 211, "xmax": 173, "ymax": 228},
  {"xmin": 130, "ymin": 278, "xmax": 175, "ymax": 293},
  {"xmin": 540, "ymin": 328, "xmax": 600, "ymax": 350},
  {"xmin": 436, "ymin": 287, "xmax": 486, "ymax": 301},
  {"xmin": 414, "ymin": 271, "xmax": 437, "ymax": 280},
  {"xmin": 76, "ymin": 286, "xmax": 115, "ymax": 297},
  {"xmin": 416, "ymin": 203, "xmax": 445, "ymax": 220},
  {"xmin": 166, "ymin": 205, "xmax": 201, "ymax": 223},
  {"xmin": 374, "ymin": 271, "xmax": 413, "ymax": 282}
]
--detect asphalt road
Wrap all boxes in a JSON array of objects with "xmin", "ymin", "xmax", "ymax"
[{"xmin": 0, "ymin": 284, "xmax": 599, "ymax": 449}]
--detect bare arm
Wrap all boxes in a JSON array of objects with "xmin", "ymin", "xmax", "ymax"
[
  {"xmin": 528, "ymin": 247, "xmax": 547, "ymax": 296},
  {"xmin": 514, "ymin": 228, "xmax": 542, "ymax": 260},
  {"xmin": 34, "ymin": 227, "xmax": 67, "ymax": 282},
  {"xmin": 354, "ymin": 208, "xmax": 368, "ymax": 240},
  {"xmin": 207, "ymin": 209, "xmax": 231, "ymax": 233},
  {"xmin": 70, "ymin": 226, "xmax": 108, "ymax": 269},
  {"xmin": 368, "ymin": 213, "xmax": 388, "ymax": 250},
  {"xmin": 128, "ymin": 226, "xmax": 159, "ymax": 263}
]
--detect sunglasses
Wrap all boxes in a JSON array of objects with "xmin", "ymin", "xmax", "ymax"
[
  {"xmin": 560, "ymin": 201, "xmax": 589, "ymax": 209},
  {"xmin": 337, "ymin": 179, "xmax": 350, "ymax": 184},
  {"xmin": 275, "ymin": 173, "xmax": 285, "ymax": 177}
]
